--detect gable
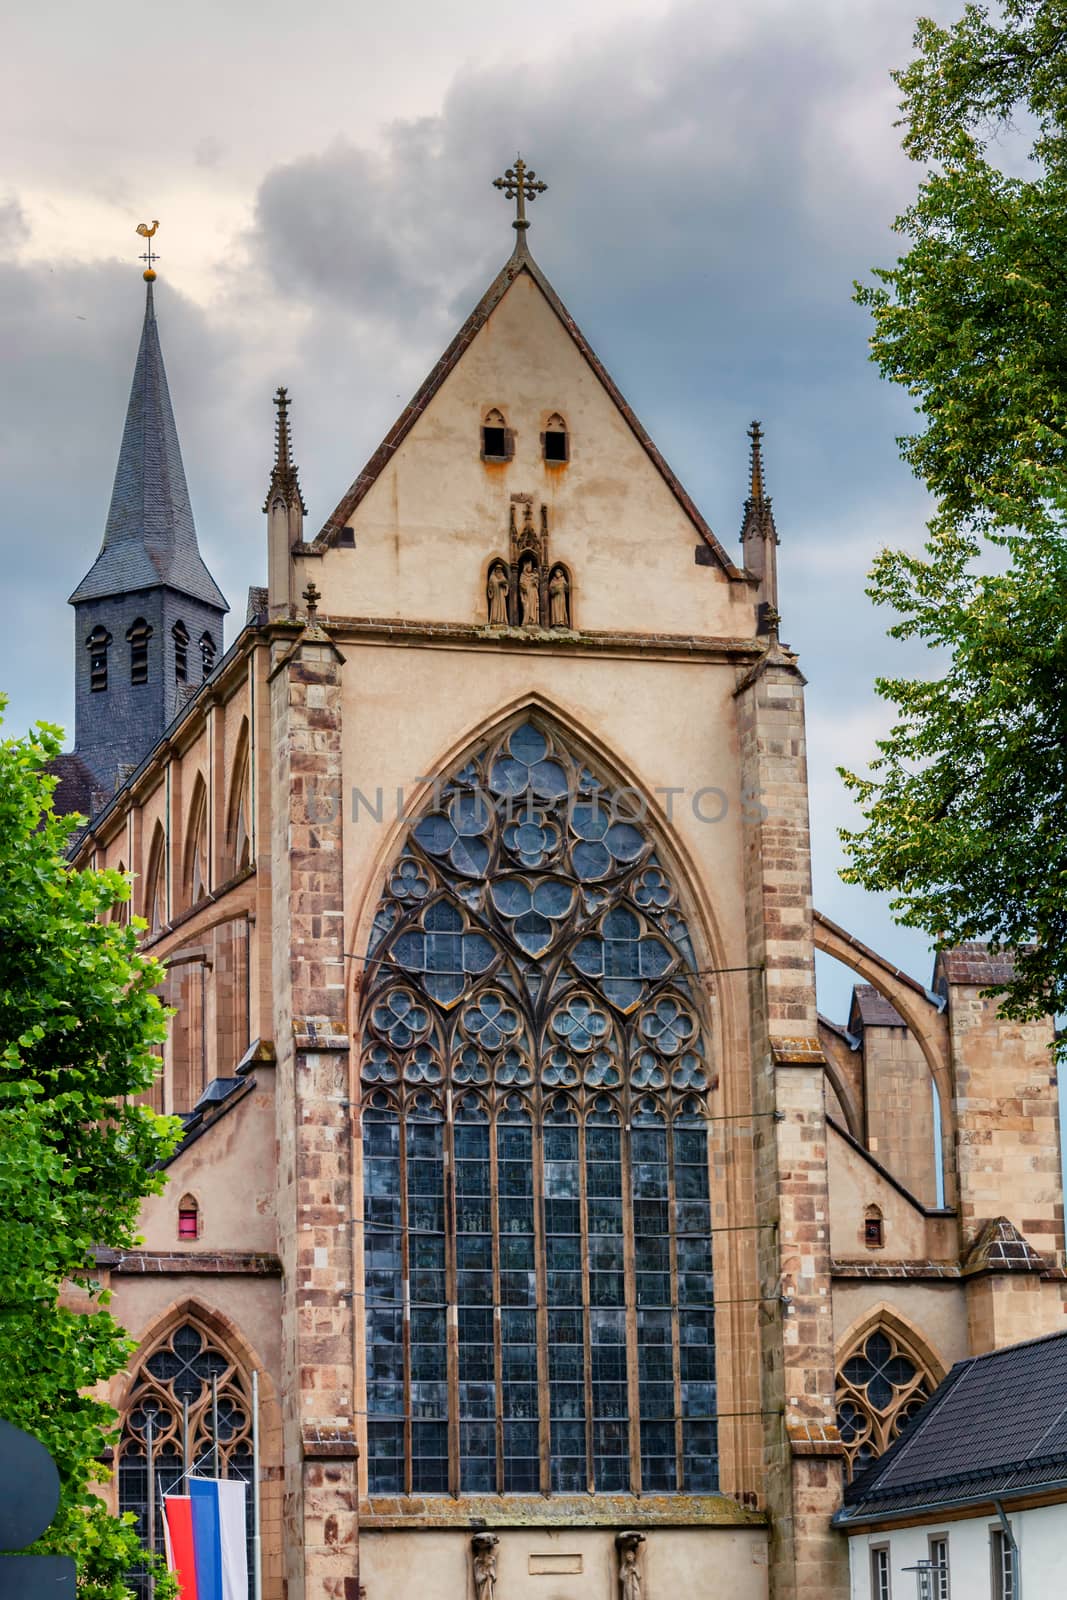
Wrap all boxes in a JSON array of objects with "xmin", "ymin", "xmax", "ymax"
[{"xmin": 307, "ymin": 254, "xmax": 755, "ymax": 639}]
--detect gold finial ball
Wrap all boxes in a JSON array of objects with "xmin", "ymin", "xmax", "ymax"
[{"xmin": 143, "ymin": 268, "xmax": 157, "ymax": 282}]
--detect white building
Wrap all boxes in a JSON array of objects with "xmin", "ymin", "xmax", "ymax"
[{"xmin": 836, "ymin": 1328, "xmax": 1067, "ymax": 1598}]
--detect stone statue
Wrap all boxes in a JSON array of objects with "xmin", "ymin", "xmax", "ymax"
[
  {"xmin": 471, "ymin": 1533, "xmax": 499, "ymax": 1600},
  {"xmin": 548, "ymin": 566, "xmax": 570, "ymax": 628},
  {"xmin": 616, "ymin": 1532, "xmax": 645, "ymax": 1600},
  {"xmin": 519, "ymin": 560, "xmax": 540, "ymax": 627},
  {"xmin": 487, "ymin": 564, "xmax": 509, "ymax": 626}
]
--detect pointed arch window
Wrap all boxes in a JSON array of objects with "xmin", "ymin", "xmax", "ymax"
[
  {"xmin": 184, "ymin": 779, "xmax": 208, "ymax": 909},
  {"xmin": 542, "ymin": 412, "xmax": 569, "ymax": 463},
  {"xmin": 144, "ymin": 823, "xmax": 167, "ymax": 935},
  {"xmin": 118, "ymin": 1317, "xmax": 254, "ymax": 1597},
  {"xmin": 481, "ymin": 407, "xmax": 513, "ymax": 462},
  {"xmin": 199, "ymin": 631, "xmax": 217, "ymax": 678},
  {"xmin": 226, "ymin": 725, "xmax": 252, "ymax": 876},
  {"xmin": 360, "ymin": 718, "xmax": 717, "ymax": 1498},
  {"xmin": 87, "ymin": 625, "xmax": 112, "ymax": 693},
  {"xmin": 172, "ymin": 621, "xmax": 189, "ymax": 684},
  {"xmin": 836, "ymin": 1324, "xmax": 934, "ymax": 1479},
  {"xmin": 127, "ymin": 617, "xmax": 152, "ymax": 685}
]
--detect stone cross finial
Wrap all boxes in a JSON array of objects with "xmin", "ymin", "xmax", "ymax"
[
  {"xmin": 303, "ymin": 579, "xmax": 321, "ymax": 618},
  {"xmin": 493, "ymin": 156, "xmax": 548, "ymax": 233}
]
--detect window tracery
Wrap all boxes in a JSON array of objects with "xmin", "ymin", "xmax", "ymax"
[
  {"xmin": 360, "ymin": 718, "xmax": 716, "ymax": 1498},
  {"xmin": 118, "ymin": 1317, "xmax": 254, "ymax": 1597},
  {"xmin": 836, "ymin": 1325, "xmax": 933, "ymax": 1479}
]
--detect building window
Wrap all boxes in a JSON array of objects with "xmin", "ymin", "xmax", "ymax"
[
  {"xmin": 360, "ymin": 718, "xmax": 716, "ymax": 1498},
  {"xmin": 172, "ymin": 621, "xmax": 189, "ymax": 683},
  {"xmin": 991, "ymin": 1527, "xmax": 1017, "ymax": 1600},
  {"xmin": 127, "ymin": 617, "xmax": 152, "ymax": 685},
  {"xmin": 87, "ymin": 626, "xmax": 112, "ymax": 692},
  {"xmin": 177, "ymin": 1195, "xmax": 200, "ymax": 1240},
  {"xmin": 836, "ymin": 1325, "xmax": 933, "ymax": 1479},
  {"xmin": 199, "ymin": 631, "xmax": 216, "ymax": 678},
  {"xmin": 928, "ymin": 1535, "xmax": 949, "ymax": 1599},
  {"xmin": 864, "ymin": 1205, "xmax": 885, "ymax": 1250},
  {"xmin": 870, "ymin": 1546, "xmax": 891, "ymax": 1600},
  {"xmin": 543, "ymin": 412, "xmax": 569, "ymax": 463},
  {"xmin": 118, "ymin": 1318, "xmax": 254, "ymax": 1598},
  {"xmin": 481, "ymin": 407, "xmax": 512, "ymax": 461}
]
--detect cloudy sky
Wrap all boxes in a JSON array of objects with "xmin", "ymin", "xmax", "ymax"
[{"xmin": 2, "ymin": 0, "xmax": 961, "ymax": 1015}]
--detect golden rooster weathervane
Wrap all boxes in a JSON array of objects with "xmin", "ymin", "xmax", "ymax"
[{"xmin": 135, "ymin": 220, "xmax": 160, "ymax": 281}]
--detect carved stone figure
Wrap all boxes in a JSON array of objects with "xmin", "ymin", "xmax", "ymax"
[
  {"xmin": 519, "ymin": 560, "xmax": 541, "ymax": 627},
  {"xmin": 616, "ymin": 1532, "xmax": 645, "ymax": 1600},
  {"xmin": 548, "ymin": 566, "xmax": 570, "ymax": 628},
  {"xmin": 487, "ymin": 563, "xmax": 509, "ymax": 626},
  {"xmin": 471, "ymin": 1533, "xmax": 499, "ymax": 1600}
]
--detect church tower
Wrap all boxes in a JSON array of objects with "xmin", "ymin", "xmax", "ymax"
[{"xmin": 68, "ymin": 268, "xmax": 228, "ymax": 798}]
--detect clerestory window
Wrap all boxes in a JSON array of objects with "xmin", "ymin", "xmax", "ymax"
[{"xmin": 360, "ymin": 718, "xmax": 717, "ymax": 1498}]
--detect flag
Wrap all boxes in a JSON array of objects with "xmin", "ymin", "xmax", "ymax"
[{"xmin": 164, "ymin": 1478, "xmax": 247, "ymax": 1600}]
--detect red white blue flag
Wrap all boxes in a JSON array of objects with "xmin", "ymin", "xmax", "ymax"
[{"xmin": 163, "ymin": 1478, "xmax": 247, "ymax": 1600}]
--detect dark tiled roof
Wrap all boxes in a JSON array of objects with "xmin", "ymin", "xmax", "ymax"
[
  {"xmin": 938, "ymin": 944, "xmax": 1017, "ymax": 986},
  {"xmin": 849, "ymin": 984, "xmax": 906, "ymax": 1029},
  {"xmin": 69, "ymin": 283, "xmax": 228, "ymax": 614},
  {"xmin": 46, "ymin": 752, "xmax": 99, "ymax": 818},
  {"xmin": 312, "ymin": 239, "xmax": 746, "ymax": 580},
  {"xmin": 837, "ymin": 1328, "xmax": 1067, "ymax": 1524},
  {"xmin": 245, "ymin": 585, "xmax": 268, "ymax": 623}
]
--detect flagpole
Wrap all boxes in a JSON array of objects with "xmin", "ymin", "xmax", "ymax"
[
  {"xmin": 146, "ymin": 1410, "xmax": 156, "ymax": 1600},
  {"xmin": 183, "ymin": 1396, "xmax": 191, "ymax": 1479},
  {"xmin": 212, "ymin": 1372, "xmax": 221, "ymax": 1478},
  {"xmin": 252, "ymin": 1370, "xmax": 263, "ymax": 1600}
]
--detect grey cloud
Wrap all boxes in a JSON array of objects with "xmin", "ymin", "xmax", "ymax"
[{"xmin": 0, "ymin": 196, "xmax": 30, "ymax": 254}]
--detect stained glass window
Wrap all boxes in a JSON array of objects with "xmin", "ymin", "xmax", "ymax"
[
  {"xmin": 360, "ymin": 719, "xmax": 717, "ymax": 1496},
  {"xmin": 836, "ymin": 1326, "xmax": 933, "ymax": 1479}
]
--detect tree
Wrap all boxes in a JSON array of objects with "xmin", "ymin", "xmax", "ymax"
[
  {"xmin": 0, "ymin": 700, "xmax": 179, "ymax": 1596},
  {"xmin": 840, "ymin": 1, "xmax": 1067, "ymax": 1032}
]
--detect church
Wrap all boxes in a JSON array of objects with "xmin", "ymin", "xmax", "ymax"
[{"xmin": 50, "ymin": 164, "xmax": 1065, "ymax": 1600}]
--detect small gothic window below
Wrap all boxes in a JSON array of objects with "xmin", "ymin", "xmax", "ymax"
[
  {"xmin": 177, "ymin": 1195, "xmax": 200, "ymax": 1240},
  {"xmin": 127, "ymin": 618, "xmax": 152, "ymax": 685},
  {"xmin": 481, "ymin": 407, "xmax": 512, "ymax": 461},
  {"xmin": 87, "ymin": 626, "xmax": 112, "ymax": 693},
  {"xmin": 199, "ymin": 631, "xmax": 216, "ymax": 677},
  {"xmin": 172, "ymin": 621, "xmax": 189, "ymax": 683},
  {"xmin": 864, "ymin": 1205, "xmax": 885, "ymax": 1250},
  {"xmin": 836, "ymin": 1325, "xmax": 933, "ymax": 1479},
  {"xmin": 543, "ymin": 412, "xmax": 569, "ymax": 463}
]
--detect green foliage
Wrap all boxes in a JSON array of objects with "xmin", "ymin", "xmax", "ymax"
[
  {"xmin": 0, "ymin": 698, "xmax": 180, "ymax": 1596},
  {"xmin": 842, "ymin": 2, "xmax": 1067, "ymax": 1030}
]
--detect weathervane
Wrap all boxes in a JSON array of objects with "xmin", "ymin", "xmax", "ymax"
[
  {"xmin": 135, "ymin": 220, "xmax": 160, "ymax": 281},
  {"xmin": 493, "ymin": 156, "xmax": 547, "ymax": 233}
]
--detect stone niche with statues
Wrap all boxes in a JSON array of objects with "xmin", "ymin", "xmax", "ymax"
[{"xmin": 486, "ymin": 494, "xmax": 572, "ymax": 630}]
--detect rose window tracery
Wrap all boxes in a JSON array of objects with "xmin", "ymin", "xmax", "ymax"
[
  {"xmin": 360, "ymin": 718, "xmax": 718, "ymax": 1499},
  {"xmin": 835, "ymin": 1326, "xmax": 933, "ymax": 1479}
]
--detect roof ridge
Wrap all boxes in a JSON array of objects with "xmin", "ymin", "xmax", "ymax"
[{"xmin": 311, "ymin": 244, "xmax": 747, "ymax": 580}]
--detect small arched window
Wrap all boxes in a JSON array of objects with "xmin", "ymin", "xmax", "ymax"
[
  {"xmin": 543, "ymin": 412, "xmax": 569, "ymax": 464},
  {"xmin": 86, "ymin": 626, "xmax": 112, "ymax": 693},
  {"xmin": 864, "ymin": 1205, "xmax": 885, "ymax": 1250},
  {"xmin": 172, "ymin": 621, "xmax": 189, "ymax": 683},
  {"xmin": 177, "ymin": 1194, "xmax": 200, "ymax": 1240},
  {"xmin": 127, "ymin": 618, "xmax": 152, "ymax": 685},
  {"xmin": 481, "ymin": 407, "xmax": 512, "ymax": 462},
  {"xmin": 199, "ymin": 631, "xmax": 216, "ymax": 678},
  {"xmin": 144, "ymin": 821, "xmax": 167, "ymax": 935}
]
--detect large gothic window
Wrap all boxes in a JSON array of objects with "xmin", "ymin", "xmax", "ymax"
[
  {"xmin": 118, "ymin": 1317, "xmax": 254, "ymax": 1597},
  {"xmin": 836, "ymin": 1324, "xmax": 933, "ymax": 1479},
  {"xmin": 360, "ymin": 719, "xmax": 717, "ymax": 1498}
]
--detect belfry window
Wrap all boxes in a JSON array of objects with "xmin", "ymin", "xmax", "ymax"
[
  {"xmin": 199, "ymin": 631, "xmax": 216, "ymax": 677},
  {"xmin": 543, "ymin": 412, "xmax": 569, "ymax": 463},
  {"xmin": 127, "ymin": 618, "xmax": 152, "ymax": 685},
  {"xmin": 172, "ymin": 621, "xmax": 189, "ymax": 683},
  {"xmin": 360, "ymin": 718, "xmax": 717, "ymax": 1498},
  {"xmin": 481, "ymin": 407, "xmax": 512, "ymax": 462},
  {"xmin": 87, "ymin": 626, "xmax": 112, "ymax": 692}
]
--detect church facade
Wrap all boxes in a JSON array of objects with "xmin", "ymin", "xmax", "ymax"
[{"xmin": 55, "ymin": 180, "xmax": 1065, "ymax": 1600}]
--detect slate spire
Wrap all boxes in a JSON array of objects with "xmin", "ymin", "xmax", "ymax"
[{"xmin": 69, "ymin": 281, "xmax": 227, "ymax": 611}]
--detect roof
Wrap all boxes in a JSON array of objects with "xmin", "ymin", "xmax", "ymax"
[
  {"xmin": 836, "ymin": 1327, "xmax": 1067, "ymax": 1525},
  {"xmin": 938, "ymin": 944, "xmax": 1017, "ymax": 986},
  {"xmin": 849, "ymin": 984, "xmax": 907, "ymax": 1029},
  {"xmin": 46, "ymin": 752, "xmax": 99, "ymax": 818},
  {"xmin": 312, "ymin": 237, "xmax": 747, "ymax": 580},
  {"xmin": 961, "ymin": 1216, "xmax": 1048, "ymax": 1277},
  {"xmin": 69, "ymin": 283, "xmax": 228, "ymax": 613}
]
